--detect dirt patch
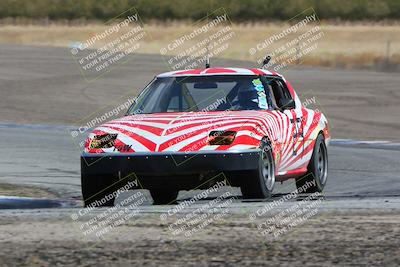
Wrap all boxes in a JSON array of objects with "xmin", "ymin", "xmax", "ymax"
[
  {"xmin": 0, "ymin": 183, "xmax": 57, "ymax": 198},
  {"xmin": 0, "ymin": 211, "xmax": 398, "ymax": 266}
]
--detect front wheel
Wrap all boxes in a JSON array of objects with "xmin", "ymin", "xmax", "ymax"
[
  {"xmin": 240, "ymin": 139, "xmax": 276, "ymax": 199},
  {"xmin": 296, "ymin": 134, "xmax": 328, "ymax": 193},
  {"xmin": 81, "ymin": 174, "xmax": 119, "ymax": 207},
  {"xmin": 149, "ymin": 188, "xmax": 179, "ymax": 205}
]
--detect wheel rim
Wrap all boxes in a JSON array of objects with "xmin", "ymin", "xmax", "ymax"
[
  {"xmin": 261, "ymin": 147, "xmax": 275, "ymax": 191},
  {"xmin": 317, "ymin": 143, "xmax": 328, "ymax": 185}
]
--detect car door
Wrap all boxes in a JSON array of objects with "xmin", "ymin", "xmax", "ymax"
[{"xmin": 264, "ymin": 77, "xmax": 304, "ymax": 172}]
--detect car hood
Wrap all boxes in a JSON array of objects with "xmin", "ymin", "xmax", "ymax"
[{"xmin": 85, "ymin": 111, "xmax": 273, "ymax": 153}]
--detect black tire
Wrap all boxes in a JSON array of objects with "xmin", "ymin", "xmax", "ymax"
[
  {"xmin": 149, "ymin": 188, "xmax": 179, "ymax": 205},
  {"xmin": 240, "ymin": 139, "xmax": 276, "ymax": 199},
  {"xmin": 81, "ymin": 174, "xmax": 119, "ymax": 207},
  {"xmin": 296, "ymin": 134, "xmax": 328, "ymax": 193}
]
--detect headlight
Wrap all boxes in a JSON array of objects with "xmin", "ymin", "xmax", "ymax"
[
  {"xmin": 89, "ymin": 134, "xmax": 118, "ymax": 149},
  {"xmin": 208, "ymin": 131, "xmax": 236, "ymax": 145}
]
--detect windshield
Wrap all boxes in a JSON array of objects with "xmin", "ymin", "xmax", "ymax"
[{"xmin": 127, "ymin": 75, "xmax": 274, "ymax": 115}]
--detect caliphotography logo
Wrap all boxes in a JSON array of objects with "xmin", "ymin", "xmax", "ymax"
[
  {"xmin": 71, "ymin": 173, "xmax": 147, "ymax": 241},
  {"xmin": 159, "ymin": 173, "xmax": 238, "ymax": 239},
  {"xmin": 249, "ymin": 7, "xmax": 324, "ymax": 72},
  {"xmin": 159, "ymin": 7, "xmax": 236, "ymax": 72},
  {"xmin": 69, "ymin": 95, "xmax": 146, "ymax": 167},
  {"xmin": 70, "ymin": 6, "xmax": 147, "ymax": 82},
  {"xmin": 1, "ymin": 1, "xmax": 399, "ymax": 266},
  {"xmin": 248, "ymin": 174, "xmax": 324, "ymax": 243}
]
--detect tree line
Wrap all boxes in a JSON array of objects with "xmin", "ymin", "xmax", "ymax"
[{"xmin": 0, "ymin": 0, "xmax": 399, "ymax": 21}]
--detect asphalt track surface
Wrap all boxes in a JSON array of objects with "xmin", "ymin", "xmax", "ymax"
[
  {"xmin": 1, "ymin": 44, "xmax": 400, "ymax": 141},
  {"xmin": 1, "ymin": 123, "xmax": 400, "ymax": 205},
  {"xmin": 0, "ymin": 45, "xmax": 400, "ymax": 266},
  {"xmin": 0, "ymin": 44, "xmax": 399, "ymax": 204}
]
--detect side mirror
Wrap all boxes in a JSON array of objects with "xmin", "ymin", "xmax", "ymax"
[{"xmin": 280, "ymin": 98, "xmax": 295, "ymax": 110}]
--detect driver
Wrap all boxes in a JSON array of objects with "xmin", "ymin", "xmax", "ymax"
[
  {"xmin": 237, "ymin": 79, "xmax": 268, "ymax": 110},
  {"xmin": 238, "ymin": 89, "xmax": 262, "ymax": 110}
]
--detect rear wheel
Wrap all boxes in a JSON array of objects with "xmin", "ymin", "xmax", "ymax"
[
  {"xmin": 149, "ymin": 188, "xmax": 179, "ymax": 205},
  {"xmin": 296, "ymin": 134, "xmax": 328, "ymax": 193},
  {"xmin": 240, "ymin": 139, "xmax": 275, "ymax": 199}
]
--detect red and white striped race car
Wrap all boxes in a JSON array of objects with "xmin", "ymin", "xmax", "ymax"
[{"xmin": 81, "ymin": 67, "xmax": 330, "ymax": 206}]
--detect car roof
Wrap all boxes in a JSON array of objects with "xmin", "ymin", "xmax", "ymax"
[{"xmin": 156, "ymin": 67, "xmax": 283, "ymax": 78}]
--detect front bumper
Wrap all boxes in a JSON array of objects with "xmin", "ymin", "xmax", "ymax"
[{"xmin": 81, "ymin": 150, "xmax": 261, "ymax": 175}]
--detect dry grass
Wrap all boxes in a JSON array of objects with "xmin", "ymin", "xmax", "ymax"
[
  {"xmin": 0, "ymin": 23, "xmax": 399, "ymax": 69},
  {"xmin": 0, "ymin": 183, "xmax": 57, "ymax": 198}
]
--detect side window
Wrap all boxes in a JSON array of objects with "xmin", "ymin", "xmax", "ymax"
[
  {"xmin": 269, "ymin": 78, "xmax": 294, "ymax": 109},
  {"xmin": 278, "ymin": 80, "xmax": 293, "ymax": 100}
]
